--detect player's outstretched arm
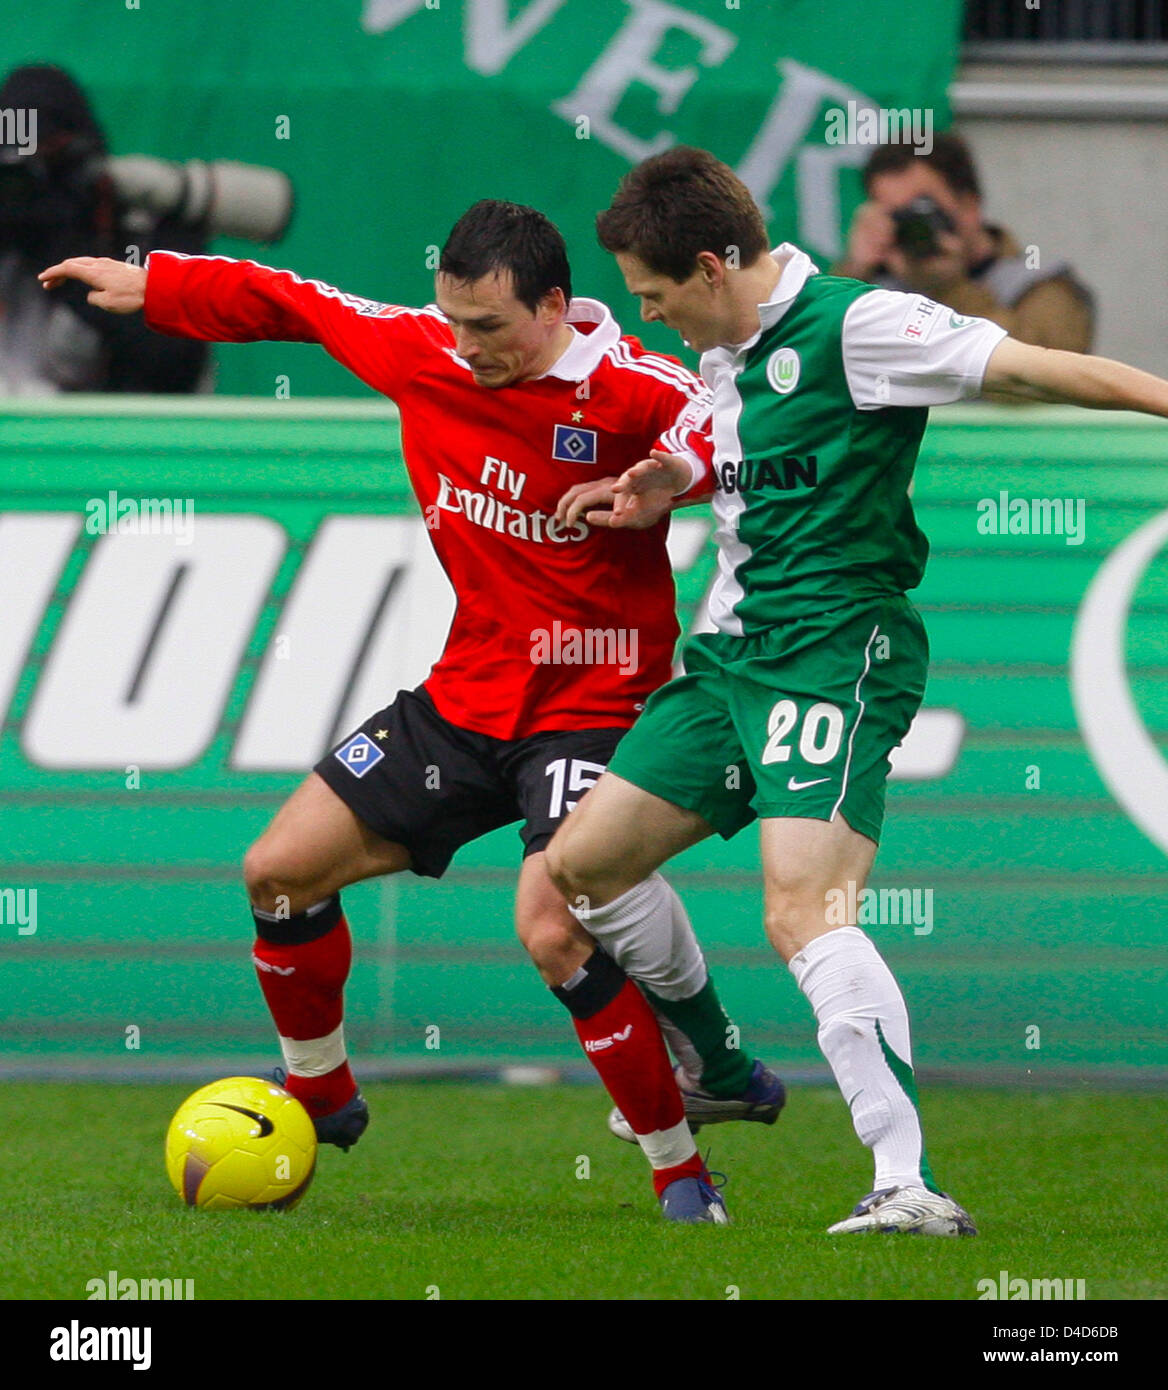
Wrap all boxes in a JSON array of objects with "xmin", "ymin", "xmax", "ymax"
[
  {"xmin": 39, "ymin": 257, "xmax": 147, "ymax": 314},
  {"xmin": 982, "ymin": 337, "xmax": 1168, "ymax": 417}
]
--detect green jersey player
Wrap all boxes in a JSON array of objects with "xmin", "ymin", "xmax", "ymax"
[{"xmin": 548, "ymin": 145, "xmax": 1168, "ymax": 1236}]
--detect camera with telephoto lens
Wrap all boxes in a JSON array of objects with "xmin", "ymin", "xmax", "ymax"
[
  {"xmin": 890, "ymin": 196, "xmax": 956, "ymax": 258},
  {"xmin": 0, "ymin": 149, "xmax": 292, "ymax": 245}
]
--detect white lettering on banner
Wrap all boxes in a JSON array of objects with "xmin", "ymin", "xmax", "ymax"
[
  {"xmin": 362, "ymin": 0, "xmax": 572, "ymax": 74},
  {"xmin": 360, "ymin": 0, "xmax": 431, "ymax": 33},
  {"xmin": 357, "ymin": 3, "xmax": 874, "ymax": 261},
  {"xmin": 887, "ymin": 710, "xmax": 965, "ymax": 782},
  {"xmin": 0, "ymin": 514, "xmax": 80, "ymax": 727},
  {"xmin": 552, "ymin": 0, "xmax": 736, "ymax": 163},
  {"xmin": 465, "ymin": 0, "xmax": 572, "ymax": 76},
  {"xmin": 233, "ymin": 516, "xmax": 455, "ymax": 771},
  {"xmin": 737, "ymin": 59, "xmax": 878, "ymax": 256},
  {"xmin": 23, "ymin": 518, "xmax": 284, "ymax": 770},
  {"xmin": 1071, "ymin": 508, "xmax": 1168, "ymax": 855},
  {"xmin": 6, "ymin": 512, "xmax": 965, "ymax": 777}
]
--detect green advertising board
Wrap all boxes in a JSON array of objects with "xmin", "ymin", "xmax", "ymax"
[
  {"xmin": 1, "ymin": 398, "xmax": 1165, "ymax": 1080},
  {"xmin": 1, "ymin": 0, "xmax": 961, "ymax": 393}
]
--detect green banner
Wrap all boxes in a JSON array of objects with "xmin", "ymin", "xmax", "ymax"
[
  {"xmin": 1, "ymin": 399, "xmax": 1165, "ymax": 1079},
  {"xmin": 2, "ymin": 0, "xmax": 960, "ymax": 393}
]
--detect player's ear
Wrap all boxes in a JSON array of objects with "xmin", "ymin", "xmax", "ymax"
[
  {"xmin": 537, "ymin": 285, "xmax": 569, "ymax": 323},
  {"xmin": 695, "ymin": 251, "xmax": 725, "ymax": 287}
]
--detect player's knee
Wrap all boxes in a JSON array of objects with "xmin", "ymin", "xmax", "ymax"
[
  {"xmin": 518, "ymin": 913, "xmax": 585, "ymax": 979},
  {"xmin": 544, "ymin": 830, "xmax": 601, "ymax": 903},
  {"xmin": 763, "ymin": 884, "xmax": 822, "ymax": 956},
  {"xmin": 243, "ymin": 838, "xmax": 313, "ymax": 916}
]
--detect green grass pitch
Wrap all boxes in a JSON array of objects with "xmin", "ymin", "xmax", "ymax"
[{"xmin": 2, "ymin": 1081, "xmax": 1164, "ymax": 1301}]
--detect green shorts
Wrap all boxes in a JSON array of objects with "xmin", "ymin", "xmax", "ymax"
[{"xmin": 609, "ymin": 595, "xmax": 928, "ymax": 845}]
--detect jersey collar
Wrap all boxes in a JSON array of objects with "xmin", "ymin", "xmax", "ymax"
[
  {"xmin": 758, "ymin": 242, "xmax": 819, "ymax": 328},
  {"xmin": 702, "ymin": 243, "xmax": 820, "ymax": 371},
  {"xmin": 538, "ymin": 297, "xmax": 621, "ymax": 380}
]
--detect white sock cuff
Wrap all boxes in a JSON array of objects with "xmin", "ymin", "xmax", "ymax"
[
  {"xmin": 570, "ymin": 874, "xmax": 658, "ymax": 928},
  {"xmin": 279, "ymin": 1022, "xmax": 347, "ymax": 1077},
  {"xmin": 788, "ymin": 924, "xmax": 871, "ymax": 988},
  {"xmin": 573, "ymin": 873, "xmax": 708, "ymax": 1003},
  {"xmin": 636, "ymin": 1116, "xmax": 698, "ymax": 1169}
]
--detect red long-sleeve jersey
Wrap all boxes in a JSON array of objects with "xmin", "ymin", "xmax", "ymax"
[{"xmin": 144, "ymin": 252, "xmax": 713, "ymax": 739}]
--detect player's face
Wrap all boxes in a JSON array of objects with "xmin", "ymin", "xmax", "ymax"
[
  {"xmin": 435, "ymin": 270, "xmax": 564, "ymax": 388},
  {"xmin": 615, "ymin": 252, "xmax": 721, "ymax": 353}
]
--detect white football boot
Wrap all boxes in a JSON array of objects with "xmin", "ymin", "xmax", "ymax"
[{"xmin": 827, "ymin": 1185, "xmax": 977, "ymax": 1236}]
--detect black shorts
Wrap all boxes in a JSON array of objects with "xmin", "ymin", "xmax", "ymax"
[{"xmin": 313, "ymin": 687, "xmax": 626, "ymax": 878}]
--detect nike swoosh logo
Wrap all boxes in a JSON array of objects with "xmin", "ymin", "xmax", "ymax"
[
  {"xmin": 212, "ymin": 1103, "xmax": 274, "ymax": 1137},
  {"xmin": 787, "ymin": 776, "xmax": 830, "ymax": 791}
]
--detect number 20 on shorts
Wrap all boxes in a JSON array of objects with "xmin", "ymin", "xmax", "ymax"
[{"xmin": 761, "ymin": 699, "xmax": 845, "ymax": 766}]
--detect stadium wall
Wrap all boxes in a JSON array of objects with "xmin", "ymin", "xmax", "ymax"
[
  {"xmin": 1, "ymin": 399, "xmax": 1165, "ymax": 1083},
  {"xmin": 954, "ymin": 61, "xmax": 1168, "ymax": 380}
]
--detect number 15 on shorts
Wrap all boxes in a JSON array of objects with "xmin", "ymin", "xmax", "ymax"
[
  {"xmin": 545, "ymin": 757, "xmax": 607, "ymax": 819},
  {"xmin": 761, "ymin": 699, "xmax": 846, "ymax": 789}
]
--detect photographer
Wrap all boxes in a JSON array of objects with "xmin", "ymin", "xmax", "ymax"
[
  {"xmin": 0, "ymin": 64, "xmax": 291, "ymax": 394},
  {"xmin": 835, "ymin": 131, "xmax": 1094, "ymax": 353}
]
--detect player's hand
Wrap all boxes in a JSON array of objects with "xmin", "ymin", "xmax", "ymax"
[
  {"xmin": 555, "ymin": 477, "xmax": 623, "ymax": 529},
  {"xmin": 607, "ymin": 450, "xmax": 691, "ymax": 529},
  {"xmin": 38, "ymin": 257, "xmax": 148, "ymax": 314}
]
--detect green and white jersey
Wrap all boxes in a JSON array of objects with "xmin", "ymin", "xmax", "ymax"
[{"xmin": 699, "ymin": 244, "xmax": 1007, "ymax": 636}]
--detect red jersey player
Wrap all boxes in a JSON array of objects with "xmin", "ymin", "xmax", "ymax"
[{"xmin": 41, "ymin": 201, "xmax": 784, "ymax": 1223}]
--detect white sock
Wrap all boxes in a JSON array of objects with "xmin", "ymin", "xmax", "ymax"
[
  {"xmin": 569, "ymin": 873, "xmax": 707, "ymax": 1002},
  {"xmin": 789, "ymin": 926, "xmax": 937, "ymax": 1192}
]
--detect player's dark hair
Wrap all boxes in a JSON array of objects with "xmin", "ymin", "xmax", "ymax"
[
  {"xmin": 596, "ymin": 145, "xmax": 769, "ymax": 282},
  {"xmin": 439, "ymin": 199, "xmax": 572, "ymax": 312},
  {"xmin": 862, "ymin": 131, "xmax": 982, "ymax": 200}
]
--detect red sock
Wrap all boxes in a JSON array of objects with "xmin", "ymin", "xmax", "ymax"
[
  {"xmin": 567, "ymin": 971, "xmax": 703, "ymax": 1194},
  {"xmin": 252, "ymin": 906, "xmax": 356, "ymax": 1118},
  {"xmin": 647, "ymin": 1154, "xmax": 707, "ymax": 1199}
]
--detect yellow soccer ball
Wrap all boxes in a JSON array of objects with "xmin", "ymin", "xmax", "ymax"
[{"xmin": 165, "ymin": 1076, "xmax": 317, "ymax": 1211}]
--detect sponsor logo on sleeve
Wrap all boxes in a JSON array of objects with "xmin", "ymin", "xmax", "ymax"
[{"xmin": 896, "ymin": 296, "xmax": 941, "ymax": 343}]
